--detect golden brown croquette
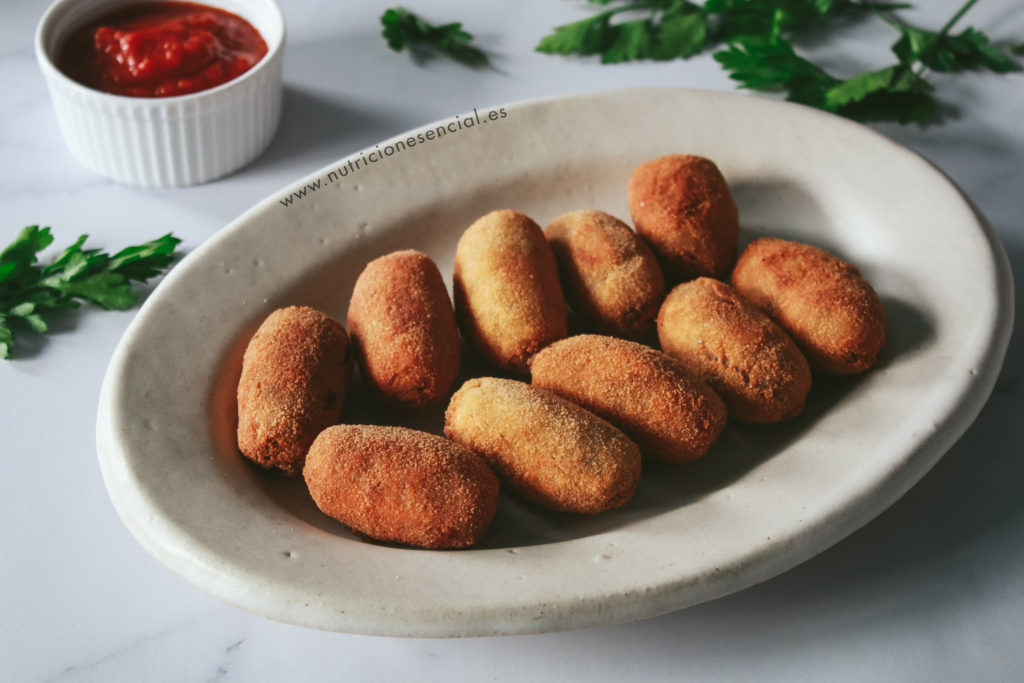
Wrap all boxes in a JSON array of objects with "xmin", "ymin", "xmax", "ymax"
[
  {"xmin": 544, "ymin": 210, "xmax": 666, "ymax": 341},
  {"xmin": 453, "ymin": 210, "xmax": 567, "ymax": 373},
  {"xmin": 530, "ymin": 334, "xmax": 726, "ymax": 463},
  {"xmin": 303, "ymin": 425, "xmax": 499, "ymax": 549},
  {"xmin": 444, "ymin": 377, "xmax": 641, "ymax": 514},
  {"xmin": 347, "ymin": 250, "xmax": 460, "ymax": 409},
  {"xmin": 628, "ymin": 154, "xmax": 739, "ymax": 282},
  {"xmin": 731, "ymin": 237, "xmax": 886, "ymax": 374},
  {"xmin": 237, "ymin": 305, "xmax": 351, "ymax": 475},
  {"xmin": 657, "ymin": 278, "xmax": 812, "ymax": 423}
]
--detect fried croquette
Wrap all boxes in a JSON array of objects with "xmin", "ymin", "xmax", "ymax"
[
  {"xmin": 347, "ymin": 250, "xmax": 460, "ymax": 409},
  {"xmin": 529, "ymin": 334, "xmax": 726, "ymax": 463},
  {"xmin": 544, "ymin": 210, "xmax": 666, "ymax": 341},
  {"xmin": 303, "ymin": 425, "xmax": 499, "ymax": 549},
  {"xmin": 237, "ymin": 305, "xmax": 351, "ymax": 475},
  {"xmin": 657, "ymin": 278, "xmax": 811, "ymax": 423},
  {"xmin": 453, "ymin": 210, "xmax": 567, "ymax": 372},
  {"xmin": 731, "ymin": 237, "xmax": 886, "ymax": 374},
  {"xmin": 628, "ymin": 154, "xmax": 739, "ymax": 282},
  {"xmin": 444, "ymin": 377, "xmax": 641, "ymax": 514}
]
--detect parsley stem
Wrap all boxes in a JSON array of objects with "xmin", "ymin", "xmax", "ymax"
[
  {"xmin": 938, "ymin": 0, "xmax": 980, "ymax": 37},
  {"xmin": 852, "ymin": 2, "xmax": 913, "ymax": 14}
]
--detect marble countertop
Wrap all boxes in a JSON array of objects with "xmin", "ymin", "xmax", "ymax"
[{"xmin": 3, "ymin": 0, "xmax": 1022, "ymax": 680}]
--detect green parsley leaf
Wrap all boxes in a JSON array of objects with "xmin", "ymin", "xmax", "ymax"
[
  {"xmin": 827, "ymin": 66, "xmax": 937, "ymax": 124},
  {"xmin": 891, "ymin": 25, "xmax": 937, "ymax": 63},
  {"xmin": 714, "ymin": 37, "xmax": 838, "ymax": 109},
  {"xmin": 825, "ymin": 65, "xmax": 903, "ymax": 108},
  {"xmin": 654, "ymin": 6, "xmax": 708, "ymax": 59},
  {"xmin": 107, "ymin": 234, "xmax": 182, "ymax": 281},
  {"xmin": 0, "ymin": 226, "xmax": 54, "ymax": 285},
  {"xmin": 380, "ymin": 7, "xmax": 489, "ymax": 67},
  {"xmin": 536, "ymin": 1, "xmax": 706, "ymax": 62},
  {"xmin": 708, "ymin": 0, "xmax": 838, "ymax": 42},
  {"xmin": 0, "ymin": 228, "xmax": 181, "ymax": 359},
  {"xmin": 41, "ymin": 270, "xmax": 136, "ymax": 310},
  {"xmin": 41, "ymin": 234, "xmax": 90, "ymax": 279},
  {"xmin": 894, "ymin": 25, "xmax": 1019, "ymax": 73},
  {"xmin": 7, "ymin": 301, "xmax": 49, "ymax": 334},
  {"xmin": 537, "ymin": 12, "xmax": 617, "ymax": 57},
  {"xmin": 603, "ymin": 19, "xmax": 655, "ymax": 63},
  {"xmin": 837, "ymin": 85, "xmax": 937, "ymax": 124},
  {"xmin": 536, "ymin": 0, "xmax": 1018, "ymax": 126}
]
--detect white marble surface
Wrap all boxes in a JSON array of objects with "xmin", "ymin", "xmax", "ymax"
[{"xmin": 2, "ymin": 0, "xmax": 1022, "ymax": 680}]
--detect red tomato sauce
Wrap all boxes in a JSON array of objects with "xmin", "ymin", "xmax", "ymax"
[{"xmin": 57, "ymin": 2, "xmax": 268, "ymax": 98}]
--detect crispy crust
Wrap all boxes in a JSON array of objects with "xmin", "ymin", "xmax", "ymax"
[
  {"xmin": 627, "ymin": 154, "xmax": 739, "ymax": 282},
  {"xmin": 303, "ymin": 425, "xmax": 499, "ymax": 549},
  {"xmin": 347, "ymin": 250, "xmax": 460, "ymax": 409},
  {"xmin": 444, "ymin": 377, "xmax": 641, "ymax": 514},
  {"xmin": 544, "ymin": 210, "xmax": 666, "ymax": 341},
  {"xmin": 453, "ymin": 210, "xmax": 567, "ymax": 372},
  {"xmin": 236, "ymin": 305, "xmax": 351, "ymax": 475},
  {"xmin": 530, "ymin": 334, "xmax": 726, "ymax": 463},
  {"xmin": 657, "ymin": 278, "xmax": 811, "ymax": 423},
  {"xmin": 731, "ymin": 237, "xmax": 886, "ymax": 375}
]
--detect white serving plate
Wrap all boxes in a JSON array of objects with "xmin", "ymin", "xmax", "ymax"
[{"xmin": 96, "ymin": 88, "xmax": 1013, "ymax": 637}]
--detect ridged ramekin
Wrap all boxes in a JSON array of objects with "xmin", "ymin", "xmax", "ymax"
[{"xmin": 36, "ymin": 0, "xmax": 285, "ymax": 188}]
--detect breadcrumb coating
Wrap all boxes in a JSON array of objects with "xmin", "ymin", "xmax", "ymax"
[
  {"xmin": 657, "ymin": 278, "xmax": 811, "ymax": 423},
  {"xmin": 545, "ymin": 210, "xmax": 666, "ymax": 341},
  {"xmin": 628, "ymin": 154, "xmax": 739, "ymax": 282},
  {"xmin": 444, "ymin": 377, "xmax": 641, "ymax": 514},
  {"xmin": 303, "ymin": 425, "xmax": 499, "ymax": 549},
  {"xmin": 236, "ymin": 305, "xmax": 351, "ymax": 475},
  {"xmin": 530, "ymin": 334, "xmax": 726, "ymax": 463},
  {"xmin": 453, "ymin": 210, "xmax": 567, "ymax": 372},
  {"xmin": 731, "ymin": 237, "xmax": 886, "ymax": 374},
  {"xmin": 347, "ymin": 250, "xmax": 459, "ymax": 409}
]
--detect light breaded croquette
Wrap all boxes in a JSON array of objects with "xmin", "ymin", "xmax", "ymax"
[
  {"xmin": 544, "ymin": 210, "xmax": 666, "ymax": 341},
  {"xmin": 303, "ymin": 425, "xmax": 499, "ymax": 549},
  {"xmin": 731, "ymin": 237, "xmax": 886, "ymax": 375},
  {"xmin": 444, "ymin": 377, "xmax": 641, "ymax": 514},
  {"xmin": 529, "ymin": 334, "xmax": 726, "ymax": 463},
  {"xmin": 628, "ymin": 154, "xmax": 739, "ymax": 282},
  {"xmin": 237, "ymin": 305, "xmax": 351, "ymax": 475},
  {"xmin": 657, "ymin": 278, "xmax": 811, "ymax": 423},
  {"xmin": 453, "ymin": 210, "xmax": 567, "ymax": 373},
  {"xmin": 347, "ymin": 250, "xmax": 460, "ymax": 409}
]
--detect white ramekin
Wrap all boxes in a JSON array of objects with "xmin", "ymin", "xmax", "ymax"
[{"xmin": 36, "ymin": 0, "xmax": 285, "ymax": 188}]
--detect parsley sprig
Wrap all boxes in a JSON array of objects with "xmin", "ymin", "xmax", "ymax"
[
  {"xmin": 0, "ymin": 226, "xmax": 181, "ymax": 359},
  {"xmin": 536, "ymin": 0, "xmax": 1021, "ymax": 124},
  {"xmin": 381, "ymin": 7, "xmax": 490, "ymax": 67}
]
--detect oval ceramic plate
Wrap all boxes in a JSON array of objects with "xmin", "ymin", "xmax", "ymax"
[{"xmin": 97, "ymin": 88, "xmax": 1013, "ymax": 637}]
